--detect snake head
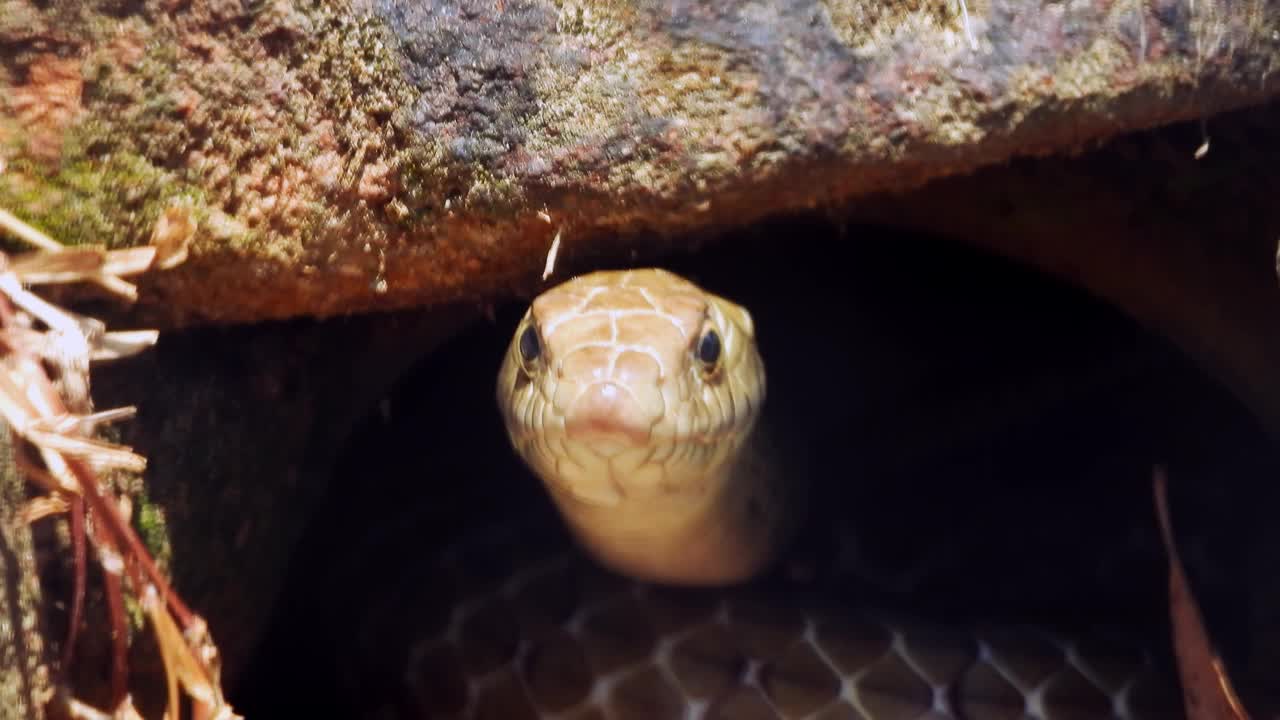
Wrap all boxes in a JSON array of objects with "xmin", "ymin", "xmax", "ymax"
[{"xmin": 496, "ymin": 268, "xmax": 766, "ymax": 509}]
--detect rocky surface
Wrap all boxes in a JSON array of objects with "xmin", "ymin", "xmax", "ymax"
[{"xmin": 0, "ymin": 1, "xmax": 1276, "ymax": 327}]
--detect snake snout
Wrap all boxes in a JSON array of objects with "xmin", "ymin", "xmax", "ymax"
[{"xmin": 564, "ymin": 381, "xmax": 655, "ymax": 450}]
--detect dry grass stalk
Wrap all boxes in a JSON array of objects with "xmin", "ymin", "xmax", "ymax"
[{"xmin": 0, "ymin": 206, "xmax": 240, "ymax": 720}]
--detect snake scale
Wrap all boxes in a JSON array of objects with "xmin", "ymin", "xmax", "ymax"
[{"xmin": 334, "ymin": 268, "xmax": 1202, "ymax": 720}]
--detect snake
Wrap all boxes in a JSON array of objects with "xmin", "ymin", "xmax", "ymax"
[{"xmin": 347, "ymin": 268, "xmax": 1191, "ymax": 719}]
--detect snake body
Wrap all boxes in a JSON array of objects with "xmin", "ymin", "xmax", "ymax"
[{"xmin": 383, "ymin": 516, "xmax": 1183, "ymax": 720}]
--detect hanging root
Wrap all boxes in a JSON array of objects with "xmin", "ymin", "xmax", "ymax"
[{"xmin": 0, "ymin": 206, "xmax": 240, "ymax": 720}]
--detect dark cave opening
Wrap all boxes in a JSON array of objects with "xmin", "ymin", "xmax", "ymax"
[{"xmin": 235, "ymin": 213, "xmax": 1280, "ymax": 718}]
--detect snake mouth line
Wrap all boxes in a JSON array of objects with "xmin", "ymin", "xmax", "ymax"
[
  {"xmin": 511, "ymin": 425, "xmax": 742, "ymax": 508},
  {"xmin": 536, "ymin": 423, "xmax": 739, "ymax": 449},
  {"xmin": 513, "ymin": 392, "xmax": 742, "ymax": 453},
  {"xmin": 525, "ymin": 427, "xmax": 741, "ymax": 484}
]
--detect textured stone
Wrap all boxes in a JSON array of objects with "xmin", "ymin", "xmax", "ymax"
[{"xmin": 5, "ymin": 2, "xmax": 1277, "ymax": 328}]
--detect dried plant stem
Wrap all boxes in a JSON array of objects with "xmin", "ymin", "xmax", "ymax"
[
  {"xmin": 64, "ymin": 493, "xmax": 86, "ymax": 672},
  {"xmin": 0, "ymin": 204, "xmax": 233, "ymax": 719}
]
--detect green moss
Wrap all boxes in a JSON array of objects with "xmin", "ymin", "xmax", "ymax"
[
  {"xmin": 3, "ymin": 0, "xmax": 517, "ymax": 265},
  {"xmin": 0, "ymin": 149, "xmax": 210, "ymax": 251},
  {"xmin": 132, "ymin": 487, "xmax": 173, "ymax": 576}
]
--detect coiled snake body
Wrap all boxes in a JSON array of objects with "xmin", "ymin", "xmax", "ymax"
[{"xmin": 382, "ymin": 269, "xmax": 1186, "ymax": 719}]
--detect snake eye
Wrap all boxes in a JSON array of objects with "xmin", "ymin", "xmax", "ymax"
[
  {"xmin": 518, "ymin": 324, "xmax": 542, "ymax": 369},
  {"xmin": 697, "ymin": 328, "xmax": 721, "ymax": 368},
  {"xmin": 519, "ymin": 325, "xmax": 541, "ymax": 362}
]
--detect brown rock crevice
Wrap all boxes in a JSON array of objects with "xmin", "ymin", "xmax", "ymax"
[{"xmin": 0, "ymin": 1, "xmax": 1276, "ymax": 326}]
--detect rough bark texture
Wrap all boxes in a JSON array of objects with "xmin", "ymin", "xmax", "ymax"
[{"xmin": 0, "ymin": 0, "xmax": 1277, "ymax": 327}]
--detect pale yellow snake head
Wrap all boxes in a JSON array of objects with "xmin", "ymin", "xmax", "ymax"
[{"xmin": 496, "ymin": 268, "xmax": 794, "ymax": 586}]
